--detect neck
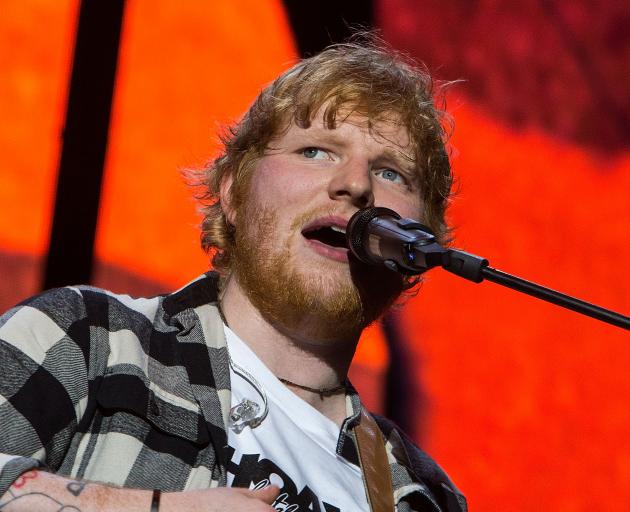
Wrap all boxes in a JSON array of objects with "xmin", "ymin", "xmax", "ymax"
[{"xmin": 220, "ymin": 274, "xmax": 358, "ymax": 424}]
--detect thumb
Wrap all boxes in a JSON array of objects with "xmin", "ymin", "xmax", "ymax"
[{"xmin": 251, "ymin": 485, "xmax": 281, "ymax": 504}]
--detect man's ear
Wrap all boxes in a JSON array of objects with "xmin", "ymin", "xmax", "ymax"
[{"xmin": 219, "ymin": 173, "xmax": 237, "ymax": 226}]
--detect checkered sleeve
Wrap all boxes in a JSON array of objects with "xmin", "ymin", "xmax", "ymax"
[{"xmin": 0, "ymin": 287, "xmax": 91, "ymax": 497}]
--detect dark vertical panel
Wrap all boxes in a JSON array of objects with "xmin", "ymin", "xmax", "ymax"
[
  {"xmin": 43, "ymin": 0, "xmax": 125, "ymax": 289},
  {"xmin": 281, "ymin": 0, "xmax": 372, "ymax": 56},
  {"xmin": 382, "ymin": 314, "xmax": 426, "ymax": 436}
]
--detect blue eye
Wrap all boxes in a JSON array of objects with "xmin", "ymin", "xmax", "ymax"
[
  {"xmin": 302, "ymin": 147, "xmax": 329, "ymax": 159},
  {"xmin": 376, "ymin": 169, "xmax": 406, "ymax": 185}
]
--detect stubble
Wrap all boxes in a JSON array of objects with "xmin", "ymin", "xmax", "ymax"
[{"xmin": 231, "ymin": 205, "xmax": 405, "ymax": 347}]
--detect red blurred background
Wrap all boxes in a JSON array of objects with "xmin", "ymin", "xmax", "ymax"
[{"xmin": 1, "ymin": 1, "xmax": 629, "ymax": 509}]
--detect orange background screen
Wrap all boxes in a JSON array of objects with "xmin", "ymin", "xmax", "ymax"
[{"xmin": 1, "ymin": 1, "xmax": 629, "ymax": 510}]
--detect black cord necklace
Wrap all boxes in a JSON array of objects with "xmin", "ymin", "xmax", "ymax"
[
  {"xmin": 278, "ymin": 378, "xmax": 347, "ymax": 400},
  {"xmin": 218, "ymin": 301, "xmax": 347, "ymax": 400}
]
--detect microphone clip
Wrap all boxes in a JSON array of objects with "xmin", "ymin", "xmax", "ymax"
[{"xmin": 347, "ymin": 207, "xmax": 448, "ymax": 275}]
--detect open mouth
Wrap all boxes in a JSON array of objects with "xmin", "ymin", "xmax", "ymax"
[{"xmin": 302, "ymin": 225, "xmax": 347, "ymax": 250}]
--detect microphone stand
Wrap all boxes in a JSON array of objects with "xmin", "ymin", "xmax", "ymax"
[{"xmin": 433, "ymin": 248, "xmax": 630, "ymax": 330}]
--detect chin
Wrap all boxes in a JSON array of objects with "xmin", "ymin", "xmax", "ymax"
[
  {"xmin": 238, "ymin": 251, "xmax": 403, "ymax": 344},
  {"xmin": 232, "ymin": 207, "xmax": 405, "ymax": 342}
]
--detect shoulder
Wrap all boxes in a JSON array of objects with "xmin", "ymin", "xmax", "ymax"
[
  {"xmin": 1, "ymin": 286, "xmax": 88, "ymax": 330},
  {"xmin": 373, "ymin": 414, "xmax": 468, "ymax": 512},
  {"xmin": 1, "ymin": 283, "xmax": 165, "ymax": 327},
  {"xmin": 0, "ymin": 272, "xmax": 223, "ymax": 371},
  {"xmin": 0, "ymin": 283, "xmax": 171, "ymax": 362},
  {"xmin": 0, "ymin": 271, "xmax": 222, "ymax": 330},
  {"xmin": 0, "ymin": 286, "xmax": 91, "ymax": 362}
]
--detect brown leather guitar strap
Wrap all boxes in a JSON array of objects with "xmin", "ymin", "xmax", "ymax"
[{"xmin": 354, "ymin": 409, "xmax": 395, "ymax": 512}]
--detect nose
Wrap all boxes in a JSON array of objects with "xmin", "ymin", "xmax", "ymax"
[{"xmin": 327, "ymin": 157, "xmax": 374, "ymax": 208}]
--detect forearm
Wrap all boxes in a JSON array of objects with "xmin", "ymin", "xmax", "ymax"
[{"xmin": 0, "ymin": 470, "xmax": 153, "ymax": 512}]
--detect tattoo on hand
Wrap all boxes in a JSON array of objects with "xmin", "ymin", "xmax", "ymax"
[
  {"xmin": 66, "ymin": 481, "xmax": 86, "ymax": 497},
  {"xmin": 0, "ymin": 491, "xmax": 81, "ymax": 511},
  {"xmin": 0, "ymin": 488, "xmax": 15, "ymax": 508},
  {"xmin": 11, "ymin": 470, "xmax": 37, "ymax": 489},
  {"xmin": 0, "ymin": 473, "xmax": 85, "ymax": 511}
]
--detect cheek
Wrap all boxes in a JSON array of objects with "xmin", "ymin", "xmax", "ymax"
[
  {"xmin": 397, "ymin": 200, "xmax": 423, "ymax": 221},
  {"xmin": 247, "ymin": 164, "xmax": 321, "ymax": 210},
  {"xmin": 374, "ymin": 187, "xmax": 423, "ymax": 221}
]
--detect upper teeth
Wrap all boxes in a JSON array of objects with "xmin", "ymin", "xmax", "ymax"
[{"xmin": 331, "ymin": 226, "xmax": 346, "ymax": 234}]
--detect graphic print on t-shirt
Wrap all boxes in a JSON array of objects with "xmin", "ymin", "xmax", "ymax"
[
  {"xmin": 226, "ymin": 445, "xmax": 341, "ymax": 512},
  {"xmin": 224, "ymin": 325, "xmax": 369, "ymax": 512}
]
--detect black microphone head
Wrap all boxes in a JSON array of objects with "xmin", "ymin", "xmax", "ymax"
[{"xmin": 346, "ymin": 207, "xmax": 401, "ymax": 264}]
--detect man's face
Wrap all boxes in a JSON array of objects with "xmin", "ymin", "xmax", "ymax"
[{"xmin": 228, "ymin": 111, "xmax": 422, "ymax": 345}]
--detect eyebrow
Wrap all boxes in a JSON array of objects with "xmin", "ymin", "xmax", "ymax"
[
  {"xmin": 293, "ymin": 125, "xmax": 417, "ymax": 174},
  {"xmin": 379, "ymin": 147, "xmax": 416, "ymax": 174},
  {"xmin": 300, "ymin": 129, "xmax": 350, "ymax": 148}
]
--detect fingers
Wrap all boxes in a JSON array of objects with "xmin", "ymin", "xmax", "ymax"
[
  {"xmin": 234, "ymin": 485, "xmax": 280, "ymax": 504},
  {"xmin": 255, "ymin": 485, "xmax": 280, "ymax": 504},
  {"xmin": 163, "ymin": 486, "xmax": 282, "ymax": 512}
]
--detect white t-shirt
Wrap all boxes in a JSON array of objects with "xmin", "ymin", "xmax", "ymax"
[{"xmin": 225, "ymin": 325, "xmax": 369, "ymax": 512}]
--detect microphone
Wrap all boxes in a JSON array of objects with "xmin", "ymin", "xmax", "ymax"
[
  {"xmin": 346, "ymin": 207, "xmax": 630, "ymax": 330},
  {"xmin": 346, "ymin": 207, "xmax": 488, "ymax": 280},
  {"xmin": 346, "ymin": 208, "xmax": 630, "ymax": 329},
  {"xmin": 346, "ymin": 207, "xmax": 449, "ymax": 275}
]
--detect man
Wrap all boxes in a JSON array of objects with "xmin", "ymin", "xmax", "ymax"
[{"xmin": 0, "ymin": 39, "xmax": 466, "ymax": 511}]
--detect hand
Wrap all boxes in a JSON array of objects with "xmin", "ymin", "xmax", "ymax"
[
  {"xmin": 0, "ymin": 471, "xmax": 280, "ymax": 512},
  {"xmin": 161, "ymin": 485, "xmax": 280, "ymax": 512}
]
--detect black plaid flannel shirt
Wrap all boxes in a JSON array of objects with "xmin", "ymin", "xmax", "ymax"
[{"xmin": 0, "ymin": 272, "xmax": 466, "ymax": 511}]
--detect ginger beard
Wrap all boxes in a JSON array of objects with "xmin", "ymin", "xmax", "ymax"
[{"xmin": 231, "ymin": 201, "xmax": 406, "ymax": 346}]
